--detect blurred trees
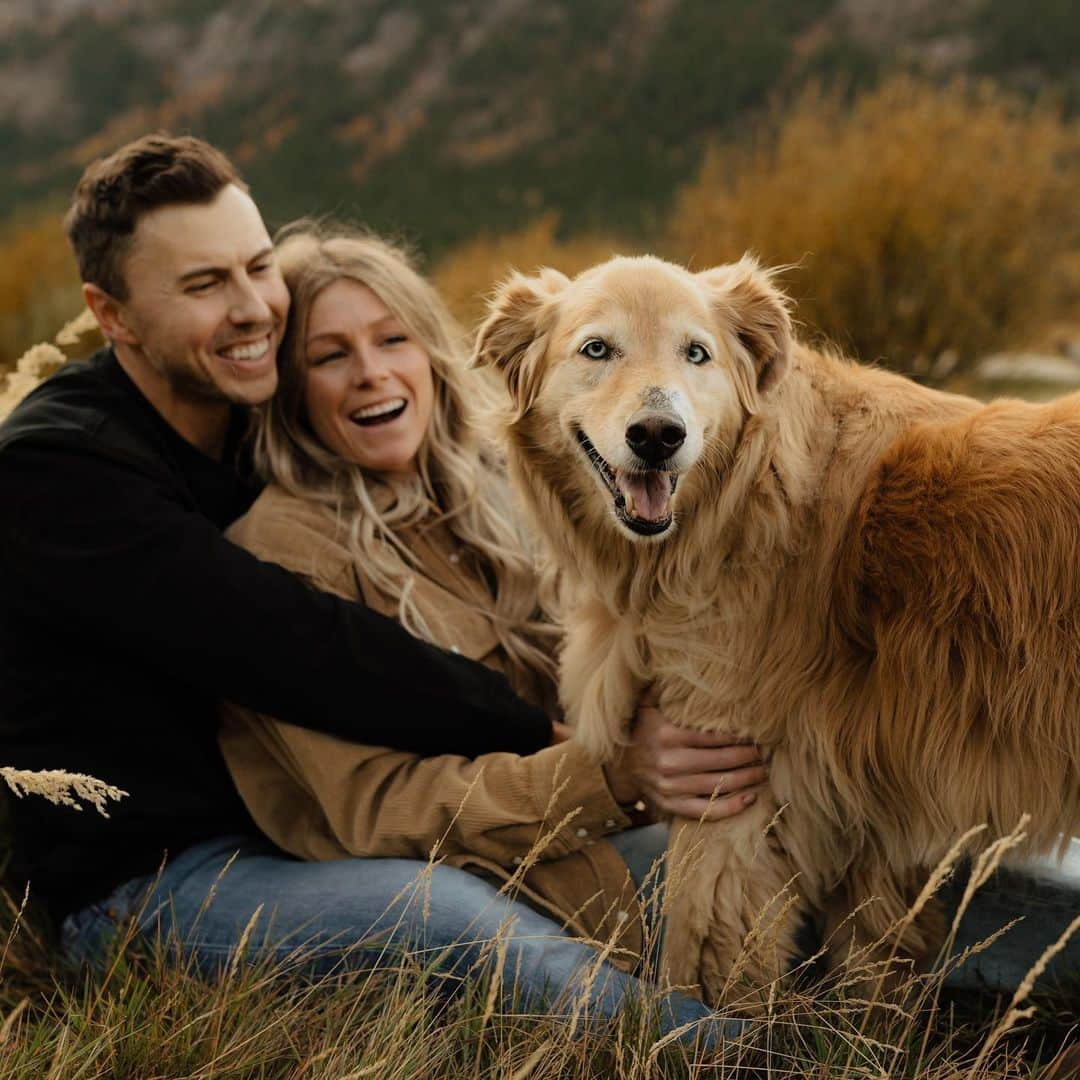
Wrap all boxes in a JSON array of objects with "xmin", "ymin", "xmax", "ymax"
[
  {"xmin": 432, "ymin": 215, "xmax": 624, "ymax": 333},
  {"xmin": 663, "ymin": 76, "xmax": 1080, "ymax": 377},
  {"xmin": 0, "ymin": 212, "xmax": 81, "ymax": 373},
  {"xmin": 2, "ymin": 77, "xmax": 1077, "ymax": 385}
]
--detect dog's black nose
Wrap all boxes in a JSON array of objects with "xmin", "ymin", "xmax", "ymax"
[{"xmin": 626, "ymin": 412, "xmax": 686, "ymax": 465}]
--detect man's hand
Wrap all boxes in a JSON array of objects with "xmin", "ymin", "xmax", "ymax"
[
  {"xmin": 603, "ymin": 691, "xmax": 767, "ymax": 820},
  {"xmin": 551, "ymin": 720, "xmax": 573, "ymax": 744}
]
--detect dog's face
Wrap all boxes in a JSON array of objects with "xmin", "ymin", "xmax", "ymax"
[{"xmin": 475, "ymin": 255, "xmax": 792, "ymax": 542}]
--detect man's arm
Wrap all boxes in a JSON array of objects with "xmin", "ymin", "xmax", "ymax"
[{"xmin": 0, "ymin": 443, "xmax": 552, "ymax": 758}]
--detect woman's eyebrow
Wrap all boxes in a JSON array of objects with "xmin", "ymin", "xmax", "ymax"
[
  {"xmin": 306, "ymin": 330, "xmax": 348, "ymax": 345},
  {"xmin": 307, "ymin": 316, "xmax": 403, "ymax": 343}
]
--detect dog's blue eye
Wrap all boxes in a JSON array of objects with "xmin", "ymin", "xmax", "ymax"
[
  {"xmin": 687, "ymin": 342, "xmax": 711, "ymax": 365},
  {"xmin": 580, "ymin": 339, "xmax": 611, "ymax": 361}
]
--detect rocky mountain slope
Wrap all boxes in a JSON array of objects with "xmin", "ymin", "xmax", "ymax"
[{"xmin": 2, "ymin": 0, "xmax": 1077, "ymax": 254}]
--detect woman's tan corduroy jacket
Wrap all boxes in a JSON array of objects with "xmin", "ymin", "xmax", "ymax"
[{"xmin": 219, "ymin": 484, "xmax": 645, "ymax": 970}]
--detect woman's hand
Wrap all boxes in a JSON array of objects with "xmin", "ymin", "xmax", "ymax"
[{"xmin": 604, "ymin": 690, "xmax": 767, "ymax": 820}]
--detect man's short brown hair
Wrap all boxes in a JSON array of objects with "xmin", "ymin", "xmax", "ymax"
[{"xmin": 64, "ymin": 133, "xmax": 247, "ymax": 300}]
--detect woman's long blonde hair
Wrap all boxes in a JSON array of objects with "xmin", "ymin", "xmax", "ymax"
[{"xmin": 254, "ymin": 222, "xmax": 556, "ymax": 701}]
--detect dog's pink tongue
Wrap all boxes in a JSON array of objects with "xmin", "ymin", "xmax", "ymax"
[{"xmin": 616, "ymin": 471, "xmax": 671, "ymax": 521}]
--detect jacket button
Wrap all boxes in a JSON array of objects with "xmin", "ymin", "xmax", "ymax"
[
  {"xmin": 512, "ymin": 856, "xmax": 523, "ymax": 865},
  {"xmin": 575, "ymin": 827, "xmax": 588, "ymax": 838},
  {"xmin": 604, "ymin": 819, "xmax": 616, "ymax": 829}
]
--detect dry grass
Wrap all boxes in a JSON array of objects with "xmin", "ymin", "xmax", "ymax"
[
  {"xmin": 0, "ymin": 310, "xmax": 103, "ymax": 423},
  {"xmin": 663, "ymin": 75, "xmax": 1080, "ymax": 379},
  {"xmin": 0, "ymin": 823, "xmax": 1075, "ymax": 1080},
  {"xmin": 0, "ymin": 343, "xmax": 68, "ymax": 424},
  {"xmin": 0, "ymin": 767, "xmax": 126, "ymax": 818}
]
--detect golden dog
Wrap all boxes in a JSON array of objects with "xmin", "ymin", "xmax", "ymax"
[{"xmin": 474, "ymin": 254, "xmax": 1080, "ymax": 1005}]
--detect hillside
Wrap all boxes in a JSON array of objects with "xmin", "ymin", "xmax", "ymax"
[{"xmin": 2, "ymin": 0, "xmax": 1078, "ymax": 254}]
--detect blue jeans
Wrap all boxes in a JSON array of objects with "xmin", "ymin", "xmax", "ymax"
[
  {"xmin": 936, "ymin": 839, "xmax": 1080, "ymax": 992},
  {"xmin": 61, "ymin": 830, "xmax": 1080, "ymax": 1030},
  {"xmin": 61, "ymin": 825, "xmax": 739, "ymax": 1044}
]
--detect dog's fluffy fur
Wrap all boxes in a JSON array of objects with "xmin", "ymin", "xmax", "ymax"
[{"xmin": 474, "ymin": 254, "xmax": 1080, "ymax": 1004}]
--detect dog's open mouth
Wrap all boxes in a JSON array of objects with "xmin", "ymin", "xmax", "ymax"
[{"xmin": 575, "ymin": 429, "xmax": 677, "ymax": 536}]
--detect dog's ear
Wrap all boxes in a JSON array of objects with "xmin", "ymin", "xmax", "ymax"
[
  {"xmin": 473, "ymin": 268, "xmax": 569, "ymax": 420},
  {"xmin": 698, "ymin": 256, "xmax": 793, "ymax": 407}
]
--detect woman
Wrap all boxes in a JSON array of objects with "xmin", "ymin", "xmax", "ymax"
[{"xmin": 209, "ymin": 223, "xmax": 766, "ymax": 1035}]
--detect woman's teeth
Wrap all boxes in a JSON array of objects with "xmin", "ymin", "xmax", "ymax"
[{"xmin": 350, "ymin": 398, "xmax": 407, "ymax": 425}]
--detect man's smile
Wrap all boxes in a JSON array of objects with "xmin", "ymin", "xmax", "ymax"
[{"xmin": 217, "ymin": 334, "xmax": 274, "ymax": 373}]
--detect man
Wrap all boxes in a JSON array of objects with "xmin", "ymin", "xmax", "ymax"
[
  {"xmin": 0, "ymin": 134, "xmax": 760, "ymax": 1038},
  {"xmin": 0, "ymin": 136, "xmax": 562, "ymax": 928}
]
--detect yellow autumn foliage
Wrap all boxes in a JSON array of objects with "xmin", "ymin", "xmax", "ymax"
[
  {"xmin": 432, "ymin": 214, "xmax": 627, "ymax": 333},
  {"xmin": 1, "ymin": 77, "xmax": 1076, "ymax": 396},
  {"xmin": 663, "ymin": 75, "xmax": 1080, "ymax": 375},
  {"xmin": 0, "ymin": 211, "xmax": 82, "ymax": 372}
]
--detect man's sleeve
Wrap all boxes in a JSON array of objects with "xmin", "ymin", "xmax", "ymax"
[{"xmin": 0, "ymin": 443, "xmax": 553, "ymax": 758}]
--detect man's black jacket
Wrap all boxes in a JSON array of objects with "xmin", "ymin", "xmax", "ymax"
[{"xmin": 0, "ymin": 349, "xmax": 551, "ymax": 920}]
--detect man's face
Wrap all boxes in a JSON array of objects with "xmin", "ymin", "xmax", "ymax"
[{"xmin": 115, "ymin": 184, "xmax": 290, "ymax": 406}]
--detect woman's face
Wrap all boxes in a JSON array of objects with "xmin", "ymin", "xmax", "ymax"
[{"xmin": 302, "ymin": 278, "xmax": 435, "ymax": 474}]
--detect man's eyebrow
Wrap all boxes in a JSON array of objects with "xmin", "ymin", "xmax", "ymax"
[
  {"xmin": 176, "ymin": 247, "xmax": 275, "ymax": 283},
  {"xmin": 177, "ymin": 265, "xmax": 225, "ymax": 284}
]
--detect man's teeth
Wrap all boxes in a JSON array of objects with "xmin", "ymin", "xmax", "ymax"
[
  {"xmin": 352, "ymin": 398, "xmax": 406, "ymax": 421},
  {"xmin": 221, "ymin": 338, "xmax": 269, "ymax": 361}
]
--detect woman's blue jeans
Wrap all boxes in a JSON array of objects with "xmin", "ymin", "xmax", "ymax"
[
  {"xmin": 61, "ymin": 829, "xmax": 1080, "ymax": 1038},
  {"xmin": 60, "ymin": 825, "xmax": 740, "ymax": 1043}
]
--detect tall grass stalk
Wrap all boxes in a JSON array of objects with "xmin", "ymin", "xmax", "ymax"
[
  {"xmin": 0, "ymin": 823, "xmax": 1075, "ymax": 1079},
  {"xmin": 0, "ymin": 768, "xmax": 126, "ymax": 818}
]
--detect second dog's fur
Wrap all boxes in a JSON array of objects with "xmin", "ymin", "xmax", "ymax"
[{"xmin": 474, "ymin": 254, "xmax": 1080, "ymax": 1004}]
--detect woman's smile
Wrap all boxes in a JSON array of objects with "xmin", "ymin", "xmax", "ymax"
[{"xmin": 349, "ymin": 397, "xmax": 407, "ymax": 425}]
